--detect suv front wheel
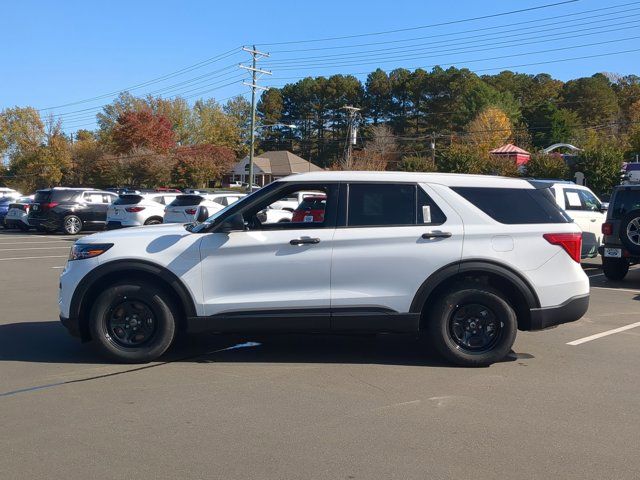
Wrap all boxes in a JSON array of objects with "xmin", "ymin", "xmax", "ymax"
[
  {"xmin": 89, "ymin": 282, "xmax": 177, "ymax": 363},
  {"xmin": 427, "ymin": 283, "xmax": 517, "ymax": 367}
]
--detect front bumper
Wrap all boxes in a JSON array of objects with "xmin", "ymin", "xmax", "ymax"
[
  {"xmin": 60, "ymin": 314, "xmax": 82, "ymax": 338},
  {"xmin": 527, "ymin": 294, "xmax": 590, "ymax": 330}
]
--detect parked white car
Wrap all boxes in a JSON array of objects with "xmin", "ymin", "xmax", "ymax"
[
  {"xmin": 0, "ymin": 187, "xmax": 20, "ymax": 199},
  {"xmin": 3, "ymin": 195, "xmax": 34, "ymax": 231},
  {"xmin": 60, "ymin": 171, "xmax": 589, "ymax": 367},
  {"xmin": 163, "ymin": 193, "xmax": 245, "ymax": 224},
  {"xmin": 270, "ymin": 190, "xmax": 324, "ymax": 211},
  {"xmin": 547, "ymin": 182, "xmax": 605, "ymax": 258},
  {"xmin": 107, "ymin": 193, "xmax": 180, "ymax": 229}
]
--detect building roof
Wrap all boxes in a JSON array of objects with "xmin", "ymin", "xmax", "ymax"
[
  {"xmin": 231, "ymin": 151, "xmax": 323, "ymax": 176},
  {"xmin": 276, "ymin": 171, "xmax": 537, "ymax": 189},
  {"xmin": 490, "ymin": 144, "xmax": 530, "ymax": 155}
]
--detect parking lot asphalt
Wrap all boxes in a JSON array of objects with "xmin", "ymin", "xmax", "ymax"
[{"xmin": 0, "ymin": 229, "xmax": 639, "ymax": 480}]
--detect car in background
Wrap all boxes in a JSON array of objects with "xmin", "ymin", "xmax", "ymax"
[
  {"xmin": 107, "ymin": 192, "xmax": 180, "ymax": 229},
  {"xmin": 0, "ymin": 187, "xmax": 20, "ymax": 199},
  {"xmin": 291, "ymin": 194, "xmax": 326, "ymax": 223},
  {"xmin": 163, "ymin": 193, "xmax": 245, "ymax": 224},
  {"xmin": 28, "ymin": 188, "xmax": 117, "ymax": 234},
  {"xmin": 0, "ymin": 197, "xmax": 15, "ymax": 227},
  {"xmin": 599, "ymin": 184, "xmax": 640, "ymax": 280},
  {"xmin": 3, "ymin": 195, "xmax": 34, "ymax": 231},
  {"xmin": 271, "ymin": 190, "xmax": 324, "ymax": 211},
  {"xmin": 545, "ymin": 182, "xmax": 605, "ymax": 258}
]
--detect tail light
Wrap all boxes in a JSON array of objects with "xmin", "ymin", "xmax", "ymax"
[
  {"xmin": 41, "ymin": 202, "xmax": 59, "ymax": 209},
  {"xmin": 602, "ymin": 222, "xmax": 613, "ymax": 236},
  {"xmin": 125, "ymin": 206, "xmax": 145, "ymax": 213},
  {"xmin": 185, "ymin": 208, "xmax": 197, "ymax": 215},
  {"xmin": 543, "ymin": 233, "xmax": 582, "ymax": 263}
]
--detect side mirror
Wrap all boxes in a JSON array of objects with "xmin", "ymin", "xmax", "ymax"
[
  {"xmin": 219, "ymin": 213, "xmax": 246, "ymax": 232},
  {"xmin": 195, "ymin": 206, "xmax": 209, "ymax": 223},
  {"xmin": 601, "ymin": 203, "xmax": 609, "ymax": 213}
]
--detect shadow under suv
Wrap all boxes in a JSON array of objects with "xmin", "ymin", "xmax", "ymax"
[{"xmin": 29, "ymin": 188, "xmax": 118, "ymax": 234}]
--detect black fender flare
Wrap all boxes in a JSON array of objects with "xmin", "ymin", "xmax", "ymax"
[
  {"xmin": 409, "ymin": 259, "xmax": 541, "ymax": 314},
  {"xmin": 69, "ymin": 259, "xmax": 197, "ymax": 334}
]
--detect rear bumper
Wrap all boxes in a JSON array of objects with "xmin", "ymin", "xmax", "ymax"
[{"xmin": 527, "ymin": 294, "xmax": 589, "ymax": 330}]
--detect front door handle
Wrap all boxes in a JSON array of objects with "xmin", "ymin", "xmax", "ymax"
[
  {"xmin": 421, "ymin": 231, "xmax": 452, "ymax": 239},
  {"xmin": 290, "ymin": 237, "xmax": 321, "ymax": 245}
]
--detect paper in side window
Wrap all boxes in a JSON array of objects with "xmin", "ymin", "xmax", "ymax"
[
  {"xmin": 566, "ymin": 192, "xmax": 582, "ymax": 207},
  {"xmin": 422, "ymin": 205, "xmax": 431, "ymax": 223}
]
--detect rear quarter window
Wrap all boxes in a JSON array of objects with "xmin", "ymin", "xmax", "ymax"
[{"xmin": 452, "ymin": 187, "xmax": 571, "ymax": 224}]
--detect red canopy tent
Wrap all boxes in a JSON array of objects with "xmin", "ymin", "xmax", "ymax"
[{"xmin": 490, "ymin": 144, "xmax": 531, "ymax": 166}]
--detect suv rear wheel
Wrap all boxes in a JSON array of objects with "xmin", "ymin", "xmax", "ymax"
[
  {"xmin": 89, "ymin": 282, "xmax": 177, "ymax": 363},
  {"xmin": 602, "ymin": 256, "xmax": 629, "ymax": 281},
  {"xmin": 426, "ymin": 283, "xmax": 517, "ymax": 367},
  {"xmin": 144, "ymin": 217, "xmax": 162, "ymax": 226}
]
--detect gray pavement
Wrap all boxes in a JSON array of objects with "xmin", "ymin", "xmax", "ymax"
[{"xmin": 0, "ymin": 229, "xmax": 639, "ymax": 480}]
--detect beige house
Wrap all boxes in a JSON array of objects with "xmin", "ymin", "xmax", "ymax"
[{"xmin": 225, "ymin": 151, "xmax": 323, "ymax": 187}]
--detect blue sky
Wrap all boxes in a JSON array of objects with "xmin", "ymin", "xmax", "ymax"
[{"xmin": 1, "ymin": 0, "xmax": 639, "ymax": 132}]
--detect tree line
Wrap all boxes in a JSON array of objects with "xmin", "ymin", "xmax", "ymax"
[
  {"xmin": 0, "ymin": 93, "xmax": 250, "ymax": 193},
  {"xmin": 2, "ymin": 66, "xmax": 640, "ymax": 195}
]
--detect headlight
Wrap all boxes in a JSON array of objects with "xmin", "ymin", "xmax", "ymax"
[{"xmin": 69, "ymin": 243, "xmax": 113, "ymax": 261}]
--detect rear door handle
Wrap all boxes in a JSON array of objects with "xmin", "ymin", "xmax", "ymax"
[
  {"xmin": 290, "ymin": 237, "xmax": 320, "ymax": 245},
  {"xmin": 421, "ymin": 231, "xmax": 452, "ymax": 239}
]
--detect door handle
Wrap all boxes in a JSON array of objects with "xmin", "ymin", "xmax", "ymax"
[
  {"xmin": 290, "ymin": 237, "xmax": 320, "ymax": 245},
  {"xmin": 421, "ymin": 231, "xmax": 452, "ymax": 239},
  {"xmin": 590, "ymin": 219, "xmax": 597, "ymax": 222}
]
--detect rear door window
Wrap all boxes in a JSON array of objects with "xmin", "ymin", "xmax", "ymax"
[
  {"xmin": 346, "ymin": 183, "xmax": 446, "ymax": 227},
  {"xmin": 452, "ymin": 187, "xmax": 571, "ymax": 224}
]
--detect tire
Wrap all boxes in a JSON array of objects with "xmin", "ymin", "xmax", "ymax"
[
  {"xmin": 62, "ymin": 215, "xmax": 83, "ymax": 235},
  {"xmin": 426, "ymin": 283, "xmax": 517, "ymax": 367},
  {"xmin": 619, "ymin": 209, "xmax": 640, "ymax": 256},
  {"xmin": 602, "ymin": 256, "xmax": 629, "ymax": 281},
  {"xmin": 89, "ymin": 282, "xmax": 177, "ymax": 363},
  {"xmin": 144, "ymin": 217, "xmax": 162, "ymax": 226},
  {"xmin": 17, "ymin": 223, "xmax": 30, "ymax": 232}
]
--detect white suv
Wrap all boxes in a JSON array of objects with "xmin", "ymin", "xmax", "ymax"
[
  {"xmin": 546, "ymin": 182, "xmax": 605, "ymax": 258},
  {"xmin": 59, "ymin": 172, "xmax": 589, "ymax": 367},
  {"xmin": 163, "ymin": 193, "xmax": 245, "ymax": 224},
  {"xmin": 107, "ymin": 193, "xmax": 180, "ymax": 229}
]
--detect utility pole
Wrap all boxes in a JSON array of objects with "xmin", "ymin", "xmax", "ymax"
[
  {"xmin": 430, "ymin": 132, "xmax": 436, "ymax": 164},
  {"xmin": 342, "ymin": 106, "xmax": 361, "ymax": 169},
  {"xmin": 240, "ymin": 46, "xmax": 271, "ymax": 192}
]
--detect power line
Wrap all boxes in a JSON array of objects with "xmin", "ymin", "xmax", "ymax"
[
  {"xmin": 267, "ymin": 35, "xmax": 640, "ymax": 72},
  {"xmin": 262, "ymin": 13, "xmax": 640, "ymax": 66},
  {"xmin": 257, "ymin": 0, "xmax": 578, "ymax": 46},
  {"xmin": 267, "ymin": 1, "xmax": 640, "ymax": 53},
  {"xmin": 38, "ymin": 47, "xmax": 242, "ymax": 112}
]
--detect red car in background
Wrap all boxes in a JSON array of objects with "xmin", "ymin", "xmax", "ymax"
[{"xmin": 292, "ymin": 195, "xmax": 327, "ymax": 223}]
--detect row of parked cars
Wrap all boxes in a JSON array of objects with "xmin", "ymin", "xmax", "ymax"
[{"xmin": 0, "ymin": 186, "xmax": 327, "ymax": 235}]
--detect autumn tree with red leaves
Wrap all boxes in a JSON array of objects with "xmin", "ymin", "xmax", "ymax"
[
  {"xmin": 112, "ymin": 109, "xmax": 176, "ymax": 154},
  {"xmin": 171, "ymin": 145, "xmax": 236, "ymax": 188}
]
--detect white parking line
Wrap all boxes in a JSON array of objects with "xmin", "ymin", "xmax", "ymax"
[
  {"xmin": 587, "ymin": 272, "xmax": 605, "ymax": 278},
  {"xmin": 0, "ymin": 255, "xmax": 68, "ymax": 261},
  {"xmin": 0, "ymin": 246, "xmax": 71, "ymax": 251},
  {"xmin": 0, "ymin": 241, "xmax": 73, "ymax": 246},
  {"xmin": 591, "ymin": 286, "xmax": 640, "ymax": 294},
  {"xmin": 567, "ymin": 321, "xmax": 640, "ymax": 346},
  {"xmin": 51, "ymin": 266, "xmax": 65, "ymax": 269}
]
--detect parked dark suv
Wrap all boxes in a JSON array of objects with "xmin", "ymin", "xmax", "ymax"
[
  {"xmin": 29, "ymin": 188, "xmax": 118, "ymax": 234},
  {"xmin": 599, "ymin": 184, "xmax": 640, "ymax": 280}
]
